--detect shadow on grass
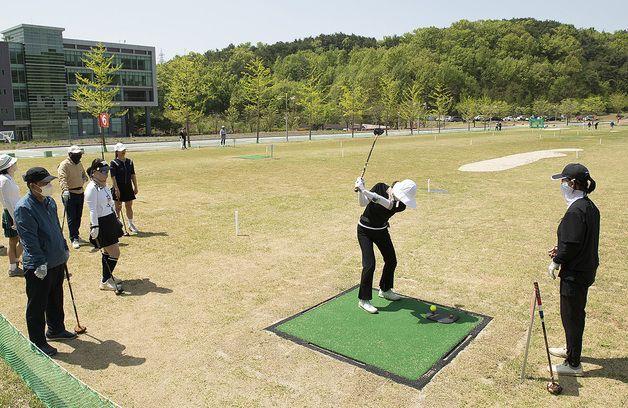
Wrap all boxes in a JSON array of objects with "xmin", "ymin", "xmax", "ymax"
[
  {"xmin": 525, "ymin": 356, "xmax": 627, "ymax": 397},
  {"xmin": 54, "ymin": 335, "xmax": 146, "ymax": 370},
  {"xmin": 133, "ymin": 231, "xmax": 168, "ymax": 238},
  {"xmin": 118, "ymin": 278, "xmax": 173, "ymax": 296},
  {"xmin": 377, "ymin": 298, "xmax": 481, "ymax": 325}
]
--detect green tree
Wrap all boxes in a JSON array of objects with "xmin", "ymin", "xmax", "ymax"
[
  {"xmin": 297, "ymin": 71, "xmax": 326, "ymax": 140},
  {"xmin": 162, "ymin": 54, "xmax": 209, "ymax": 147},
  {"xmin": 580, "ymin": 96, "xmax": 605, "ymax": 116},
  {"xmin": 339, "ymin": 84, "xmax": 367, "ymax": 138},
  {"xmin": 559, "ymin": 98, "xmax": 580, "ymax": 125},
  {"xmin": 429, "ymin": 83, "xmax": 452, "ymax": 133},
  {"xmin": 532, "ymin": 98, "xmax": 553, "ymax": 118},
  {"xmin": 240, "ymin": 57, "xmax": 274, "ymax": 142},
  {"xmin": 608, "ymin": 93, "xmax": 627, "ymax": 122},
  {"xmin": 400, "ymin": 82, "xmax": 425, "ymax": 134},
  {"xmin": 71, "ymin": 43, "xmax": 126, "ymax": 158},
  {"xmin": 456, "ymin": 95, "xmax": 479, "ymax": 131},
  {"xmin": 224, "ymin": 104, "xmax": 240, "ymax": 133},
  {"xmin": 380, "ymin": 75, "xmax": 399, "ymax": 135}
]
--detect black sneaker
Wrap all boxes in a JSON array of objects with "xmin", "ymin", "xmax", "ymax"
[
  {"xmin": 38, "ymin": 343, "xmax": 58, "ymax": 356},
  {"xmin": 46, "ymin": 329, "xmax": 77, "ymax": 341}
]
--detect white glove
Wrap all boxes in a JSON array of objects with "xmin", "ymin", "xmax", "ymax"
[
  {"xmin": 62, "ymin": 190, "xmax": 71, "ymax": 201},
  {"xmin": 355, "ymin": 177, "xmax": 365, "ymax": 191},
  {"xmin": 34, "ymin": 264, "xmax": 48, "ymax": 280},
  {"xmin": 90, "ymin": 226, "xmax": 99, "ymax": 240},
  {"xmin": 547, "ymin": 261, "xmax": 559, "ymax": 279}
]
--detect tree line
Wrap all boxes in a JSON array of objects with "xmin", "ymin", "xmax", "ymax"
[{"xmin": 152, "ymin": 18, "xmax": 628, "ymax": 138}]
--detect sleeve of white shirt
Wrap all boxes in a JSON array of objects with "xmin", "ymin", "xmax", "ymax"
[{"xmin": 85, "ymin": 183, "xmax": 99, "ymax": 227}]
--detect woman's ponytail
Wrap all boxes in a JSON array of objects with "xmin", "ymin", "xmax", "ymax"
[{"xmin": 586, "ymin": 175, "xmax": 596, "ymax": 194}]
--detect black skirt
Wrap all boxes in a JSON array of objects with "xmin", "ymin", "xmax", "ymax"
[
  {"xmin": 112, "ymin": 182, "xmax": 136, "ymax": 202},
  {"xmin": 90, "ymin": 212, "xmax": 123, "ymax": 248}
]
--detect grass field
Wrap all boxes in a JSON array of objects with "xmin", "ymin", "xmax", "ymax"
[{"xmin": 0, "ymin": 126, "xmax": 626, "ymax": 407}]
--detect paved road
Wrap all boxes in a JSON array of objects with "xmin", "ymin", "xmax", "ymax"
[{"xmin": 0, "ymin": 126, "xmax": 508, "ymax": 159}]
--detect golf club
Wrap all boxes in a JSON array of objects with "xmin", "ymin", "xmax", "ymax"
[
  {"xmin": 354, "ymin": 128, "xmax": 385, "ymax": 192},
  {"xmin": 58, "ymin": 204, "xmax": 86, "ymax": 334},
  {"xmin": 533, "ymin": 281, "xmax": 563, "ymax": 395},
  {"xmin": 64, "ymin": 263, "xmax": 87, "ymax": 334},
  {"xmin": 118, "ymin": 206, "xmax": 130, "ymax": 236},
  {"xmin": 95, "ymin": 236, "xmax": 123, "ymax": 295}
]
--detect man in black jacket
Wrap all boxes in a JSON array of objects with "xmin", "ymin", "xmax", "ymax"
[{"xmin": 547, "ymin": 163, "xmax": 600, "ymax": 376}]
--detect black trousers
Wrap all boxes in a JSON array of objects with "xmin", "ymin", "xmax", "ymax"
[
  {"xmin": 357, "ymin": 225, "xmax": 397, "ymax": 300},
  {"xmin": 64, "ymin": 192, "xmax": 84, "ymax": 241},
  {"xmin": 560, "ymin": 278, "xmax": 589, "ymax": 367},
  {"xmin": 24, "ymin": 264, "xmax": 66, "ymax": 347},
  {"xmin": 220, "ymin": 134, "xmax": 226, "ymax": 145}
]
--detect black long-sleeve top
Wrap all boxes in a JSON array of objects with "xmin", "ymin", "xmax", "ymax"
[{"xmin": 553, "ymin": 196, "xmax": 600, "ymax": 286}]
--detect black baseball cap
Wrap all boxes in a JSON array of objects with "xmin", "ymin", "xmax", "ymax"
[
  {"xmin": 22, "ymin": 167, "xmax": 57, "ymax": 183},
  {"xmin": 551, "ymin": 163, "xmax": 590, "ymax": 181}
]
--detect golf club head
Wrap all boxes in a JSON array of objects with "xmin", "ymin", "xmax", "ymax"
[
  {"xmin": 547, "ymin": 381, "xmax": 563, "ymax": 395},
  {"xmin": 373, "ymin": 128, "xmax": 384, "ymax": 136},
  {"xmin": 74, "ymin": 325, "xmax": 87, "ymax": 334}
]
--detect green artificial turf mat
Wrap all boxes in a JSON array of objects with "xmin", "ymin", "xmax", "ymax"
[{"xmin": 268, "ymin": 286, "xmax": 491, "ymax": 389}]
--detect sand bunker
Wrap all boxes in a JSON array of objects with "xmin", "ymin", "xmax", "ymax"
[{"xmin": 458, "ymin": 148, "xmax": 583, "ymax": 172}]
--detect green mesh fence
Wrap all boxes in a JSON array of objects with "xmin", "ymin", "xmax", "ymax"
[{"xmin": 0, "ymin": 314, "xmax": 118, "ymax": 408}]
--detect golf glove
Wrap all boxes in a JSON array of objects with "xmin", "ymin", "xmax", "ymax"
[
  {"xmin": 90, "ymin": 226, "xmax": 99, "ymax": 240},
  {"xmin": 547, "ymin": 261, "xmax": 559, "ymax": 279},
  {"xmin": 62, "ymin": 190, "xmax": 71, "ymax": 202},
  {"xmin": 34, "ymin": 264, "xmax": 47, "ymax": 280},
  {"xmin": 355, "ymin": 177, "xmax": 365, "ymax": 191}
]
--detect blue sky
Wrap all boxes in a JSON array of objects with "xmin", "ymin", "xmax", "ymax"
[{"xmin": 1, "ymin": 0, "xmax": 625, "ymax": 60}]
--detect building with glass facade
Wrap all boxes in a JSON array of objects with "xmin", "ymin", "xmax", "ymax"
[{"xmin": 0, "ymin": 24, "xmax": 157, "ymax": 140}]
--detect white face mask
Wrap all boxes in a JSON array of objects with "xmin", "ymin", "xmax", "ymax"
[
  {"xmin": 560, "ymin": 180, "xmax": 583, "ymax": 207},
  {"xmin": 39, "ymin": 183, "xmax": 54, "ymax": 197}
]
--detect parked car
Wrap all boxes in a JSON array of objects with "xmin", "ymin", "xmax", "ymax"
[
  {"xmin": 448, "ymin": 116, "xmax": 464, "ymax": 122},
  {"xmin": 474, "ymin": 115, "xmax": 486, "ymax": 121},
  {"xmin": 502, "ymin": 116, "xmax": 514, "ymax": 121},
  {"xmin": 545, "ymin": 116, "xmax": 558, "ymax": 121},
  {"xmin": 583, "ymin": 115, "xmax": 596, "ymax": 121},
  {"xmin": 515, "ymin": 116, "xmax": 528, "ymax": 121}
]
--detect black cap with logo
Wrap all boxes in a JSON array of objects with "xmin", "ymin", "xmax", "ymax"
[
  {"xmin": 22, "ymin": 167, "xmax": 57, "ymax": 183},
  {"xmin": 551, "ymin": 163, "xmax": 590, "ymax": 182}
]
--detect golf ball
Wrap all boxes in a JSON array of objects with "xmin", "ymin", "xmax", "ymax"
[{"xmin": 430, "ymin": 305, "xmax": 437, "ymax": 313}]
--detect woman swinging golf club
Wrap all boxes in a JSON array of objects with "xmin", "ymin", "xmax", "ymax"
[
  {"xmin": 354, "ymin": 177, "xmax": 417, "ymax": 313},
  {"xmin": 85, "ymin": 160, "xmax": 124, "ymax": 291}
]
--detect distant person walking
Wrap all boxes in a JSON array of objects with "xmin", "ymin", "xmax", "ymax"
[
  {"xmin": 14, "ymin": 167, "xmax": 75, "ymax": 357},
  {"xmin": 110, "ymin": 143, "xmax": 139, "ymax": 233},
  {"xmin": 57, "ymin": 145, "xmax": 88, "ymax": 249},
  {"xmin": 220, "ymin": 126, "xmax": 227, "ymax": 146},
  {"xmin": 594, "ymin": 121, "xmax": 599, "ymax": 130},
  {"xmin": 179, "ymin": 127, "xmax": 187, "ymax": 150},
  {"xmin": 0, "ymin": 154, "xmax": 23, "ymax": 277}
]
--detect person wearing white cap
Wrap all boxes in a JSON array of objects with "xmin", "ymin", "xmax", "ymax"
[
  {"xmin": 57, "ymin": 145, "xmax": 89, "ymax": 249},
  {"xmin": 354, "ymin": 177, "xmax": 417, "ymax": 314},
  {"xmin": 220, "ymin": 125, "xmax": 227, "ymax": 146},
  {"xmin": 110, "ymin": 142, "xmax": 139, "ymax": 233},
  {"xmin": 0, "ymin": 154, "xmax": 23, "ymax": 276}
]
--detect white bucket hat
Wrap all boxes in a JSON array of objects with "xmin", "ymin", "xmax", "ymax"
[
  {"xmin": 392, "ymin": 179, "xmax": 417, "ymax": 209},
  {"xmin": 114, "ymin": 142, "xmax": 126, "ymax": 152},
  {"xmin": 0, "ymin": 154, "xmax": 17, "ymax": 172},
  {"xmin": 67, "ymin": 145, "xmax": 82, "ymax": 154}
]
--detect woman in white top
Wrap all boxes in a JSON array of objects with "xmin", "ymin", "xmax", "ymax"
[
  {"xmin": 0, "ymin": 154, "xmax": 23, "ymax": 277},
  {"xmin": 85, "ymin": 159, "xmax": 123, "ymax": 291}
]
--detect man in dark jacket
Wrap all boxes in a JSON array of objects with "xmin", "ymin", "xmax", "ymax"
[
  {"xmin": 14, "ymin": 167, "xmax": 75, "ymax": 356},
  {"xmin": 547, "ymin": 163, "xmax": 600, "ymax": 376}
]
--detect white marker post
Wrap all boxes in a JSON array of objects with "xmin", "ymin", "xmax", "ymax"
[
  {"xmin": 576, "ymin": 150, "xmax": 579, "ymax": 159},
  {"xmin": 427, "ymin": 178, "xmax": 431, "ymax": 193},
  {"xmin": 235, "ymin": 210, "xmax": 239, "ymax": 236}
]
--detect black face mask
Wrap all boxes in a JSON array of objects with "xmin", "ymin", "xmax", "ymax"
[{"xmin": 70, "ymin": 154, "xmax": 82, "ymax": 164}]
